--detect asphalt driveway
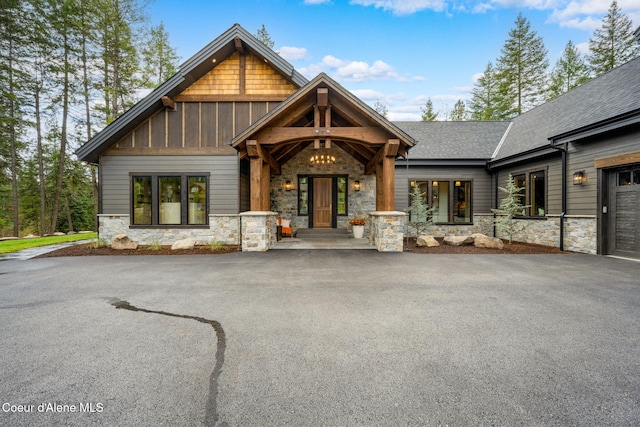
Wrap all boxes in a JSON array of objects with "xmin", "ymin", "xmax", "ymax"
[{"xmin": 1, "ymin": 251, "xmax": 639, "ymax": 426}]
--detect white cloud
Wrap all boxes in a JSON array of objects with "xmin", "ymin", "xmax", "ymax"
[
  {"xmin": 349, "ymin": 88, "xmax": 387, "ymax": 101},
  {"xmin": 279, "ymin": 46, "xmax": 309, "ymax": 61},
  {"xmin": 299, "ymin": 55, "xmax": 423, "ymax": 82},
  {"xmin": 349, "ymin": 0, "xmax": 447, "ymax": 15}
]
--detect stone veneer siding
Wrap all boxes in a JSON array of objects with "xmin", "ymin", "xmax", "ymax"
[
  {"xmin": 369, "ymin": 211, "xmax": 406, "ymax": 252},
  {"xmin": 407, "ymin": 213, "xmax": 495, "ymax": 238},
  {"xmin": 270, "ymin": 144, "xmax": 375, "ymax": 230},
  {"xmin": 494, "ymin": 214, "xmax": 596, "ymax": 254},
  {"xmin": 98, "ymin": 214, "xmax": 240, "ymax": 246},
  {"xmin": 240, "ymin": 211, "xmax": 278, "ymax": 252}
]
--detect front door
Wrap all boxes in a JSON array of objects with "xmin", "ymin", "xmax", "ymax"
[
  {"xmin": 313, "ymin": 177, "xmax": 332, "ymax": 228},
  {"xmin": 606, "ymin": 167, "xmax": 640, "ymax": 257}
]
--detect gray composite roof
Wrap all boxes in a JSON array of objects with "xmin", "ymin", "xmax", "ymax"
[
  {"xmin": 493, "ymin": 55, "xmax": 640, "ymax": 161},
  {"xmin": 393, "ymin": 121, "xmax": 510, "ymax": 160}
]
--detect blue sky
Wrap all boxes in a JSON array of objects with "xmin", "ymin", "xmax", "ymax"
[{"xmin": 147, "ymin": 0, "xmax": 640, "ymax": 120}]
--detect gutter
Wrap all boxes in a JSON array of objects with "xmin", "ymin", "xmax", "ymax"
[{"xmin": 549, "ymin": 141, "xmax": 567, "ymax": 251}]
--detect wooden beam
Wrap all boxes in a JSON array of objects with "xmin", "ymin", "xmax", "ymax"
[
  {"xmin": 365, "ymin": 139, "xmax": 400, "ymax": 175},
  {"xmin": 234, "ymin": 37, "xmax": 245, "ymax": 54},
  {"xmin": 382, "ymin": 154, "xmax": 395, "ymax": 211},
  {"xmin": 376, "ymin": 163, "xmax": 383, "ymax": 210},
  {"xmin": 594, "ymin": 151, "xmax": 640, "ymax": 169},
  {"xmin": 246, "ymin": 139, "xmax": 281, "ymax": 175},
  {"xmin": 325, "ymin": 106, "xmax": 331, "ymax": 148},
  {"xmin": 317, "ymin": 88, "xmax": 329, "ymax": 109},
  {"xmin": 161, "ymin": 96, "xmax": 175, "ymax": 110},
  {"xmin": 253, "ymin": 126, "xmax": 390, "ymax": 145},
  {"xmin": 250, "ymin": 157, "xmax": 263, "ymax": 211},
  {"xmin": 261, "ymin": 162, "xmax": 270, "ymax": 211}
]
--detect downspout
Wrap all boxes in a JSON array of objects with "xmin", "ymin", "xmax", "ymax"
[{"xmin": 550, "ymin": 141, "xmax": 567, "ymax": 251}]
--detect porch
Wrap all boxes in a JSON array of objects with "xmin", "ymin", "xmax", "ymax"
[{"xmin": 271, "ymin": 228, "xmax": 374, "ymax": 250}]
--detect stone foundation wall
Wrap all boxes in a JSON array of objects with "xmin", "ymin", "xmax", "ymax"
[
  {"xmin": 494, "ymin": 214, "xmax": 596, "ymax": 254},
  {"xmin": 369, "ymin": 211, "xmax": 406, "ymax": 252},
  {"xmin": 406, "ymin": 214, "xmax": 494, "ymax": 238},
  {"xmin": 240, "ymin": 211, "xmax": 278, "ymax": 252},
  {"xmin": 98, "ymin": 214, "xmax": 240, "ymax": 246}
]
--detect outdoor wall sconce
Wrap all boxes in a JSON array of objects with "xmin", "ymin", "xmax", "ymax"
[
  {"xmin": 354, "ymin": 180, "xmax": 361, "ymax": 191},
  {"xmin": 285, "ymin": 180, "xmax": 292, "ymax": 191},
  {"xmin": 573, "ymin": 171, "xmax": 585, "ymax": 185},
  {"xmin": 455, "ymin": 181, "xmax": 461, "ymax": 187}
]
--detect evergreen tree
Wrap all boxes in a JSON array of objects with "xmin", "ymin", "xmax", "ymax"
[
  {"xmin": 449, "ymin": 99, "xmax": 467, "ymax": 121},
  {"xmin": 140, "ymin": 22, "xmax": 180, "ymax": 88},
  {"xmin": 373, "ymin": 99, "xmax": 388, "ymax": 118},
  {"xmin": 496, "ymin": 13, "xmax": 549, "ymax": 117},
  {"xmin": 407, "ymin": 184, "xmax": 433, "ymax": 238},
  {"xmin": 255, "ymin": 24, "xmax": 274, "ymax": 49},
  {"xmin": 468, "ymin": 61, "xmax": 511, "ymax": 120},
  {"xmin": 548, "ymin": 40, "xmax": 591, "ymax": 100},
  {"xmin": 492, "ymin": 174, "xmax": 529, "ymax": 244},
  {"xmin": 420, "ymin": 98, "xmax": 438, "ymax": 121},
  {"xmin": 588, "ymin": 0, "xmax": 640, "ymax": 76}
]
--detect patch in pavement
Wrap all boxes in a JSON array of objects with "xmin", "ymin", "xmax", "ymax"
[{"xmin": 111, "ymin": 299, "xmax": 227, "ymax": 427}]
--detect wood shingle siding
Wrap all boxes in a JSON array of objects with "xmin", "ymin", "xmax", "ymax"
[{"xmin": 101, "ymin": 156, "xmax": 239, "ymax": 215}]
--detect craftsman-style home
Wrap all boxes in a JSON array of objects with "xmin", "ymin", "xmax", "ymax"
[{"xmin": 77, "ymin": 24, "xmax": 640, "ymax": 257}]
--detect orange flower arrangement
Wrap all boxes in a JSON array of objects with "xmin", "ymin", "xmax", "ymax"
[{"xmin": 349, "ymin": 218, "xmax": 366, "ymax": 226}]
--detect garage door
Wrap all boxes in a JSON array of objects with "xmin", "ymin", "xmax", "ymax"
[{"xmin": 609, "ymin": 167, "xmax": 640, "ymax": 257}]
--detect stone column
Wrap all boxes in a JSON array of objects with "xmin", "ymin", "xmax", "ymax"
[
  {"xmin": 240, "ymin": 211, "xmax": 278, "ymax": 252},
  {"xmin": 369, "ymin": 211, "xmax": 407, "ymax": 252}
]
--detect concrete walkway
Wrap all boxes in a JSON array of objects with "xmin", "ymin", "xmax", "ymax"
[
  {"xmin": 0, "ymin": 238, "xmax": 95, "ymax": 261},
  {"xmin": 272, "ymin": 228, "xmax": 373, "ymax": 250}
]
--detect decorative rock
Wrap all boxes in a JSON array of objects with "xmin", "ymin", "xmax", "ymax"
[
  {"xmin": 53, "ymin": 232, "xmax": 66, "ymax": 236},
  {"xmin": 416, "ymin": 235, "xmax": 440, "ymax": 247},
  {"xmin": 471, "ymin": 233, "xmax": 489, "ymax": 239},
  {"xmin": 79, "ymin": 230, "xmax": 94, "ymax": 234},
  {"xmin": 112, "ymin": 234, "xmax": 138, "ymax": 250},
  {"xmin": 474, "ymin": 235, "xmax": 504, "ymax": 249},
  {"xmin": 443, "ymin": 235, "xmax": 474, "ymax": 246},
  {"xmin": 171, "ymin": 237, "xmax": 196, "ymax": 250},
  {"xmin": 25, "ymin": 234, "xmax": 41, "ymax": 239},
  {"xmin": 67, "ymin": 231, "xmax": 78, "ymax": 235}
]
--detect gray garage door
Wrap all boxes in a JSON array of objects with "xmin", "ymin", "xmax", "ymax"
[{"xmin": 609, "ymin": 167, "xmax": 640, "ymax": 257}]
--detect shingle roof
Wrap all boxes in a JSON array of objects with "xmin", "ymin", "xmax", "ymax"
[
  {"xmin": 393, "ymin": 121, "xmax": 510, "ymax": 159},
  {"xmin": 493, "ymin": 56, "xmax": 640, "ymax": 161}
]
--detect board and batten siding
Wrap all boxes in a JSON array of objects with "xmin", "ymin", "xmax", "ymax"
[
  {"xmin": 394, "ymin": 165, "xmax": 493, "ymax": 214},
  {"xmin": 100, "ymin": 155, "xmax": 239, "ymax": 215},
  {"xmin": 568, "ymin": 128, "xmax": 640, "ymax": 216},
  {"xmin": 493, "ymin": 155, "xmax": 562, "ymax": 215}
]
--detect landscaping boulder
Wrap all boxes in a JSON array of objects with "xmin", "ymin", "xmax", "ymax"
[
  {"xmin": 416, "ymin": 235, "xmax": 440, "ymax": 247},
  {"xmin": 53, "ymin": 232, "xmax": 66, "ymax": 236},
  {"xmin": 171, "ymin": 237, "xmax": 195, "ymax": 250},
  {"xmin": 443, "ymin": 235, "xmax": 474, "ymax": 246},
  {"xmin": 474, "ymin": 235, "xmax": 504, "ymax": 249},
  {"xmin": 112, "ymin": 234, "xmax": 138, "ymax": 250}
]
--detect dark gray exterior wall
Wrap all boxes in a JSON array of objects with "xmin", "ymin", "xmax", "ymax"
[
  {"xmin": 394, "ymin": 164, "xmax": 493, "ymax": 213},
  {"xmin": 567, "ymin": 126, "xmax": 640, "ymax": 216},
  {"xmin": 492, "ymin": 155, "xmax": 562, "ymax": 215},
  {"xmin": 100, "ymin": 155, "xmax": 239, "ymax": 215}
]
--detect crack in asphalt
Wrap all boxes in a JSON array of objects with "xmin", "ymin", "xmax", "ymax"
[{"xmin": 111, "ymin": 299, "xmax": 227, "ymax": 426}]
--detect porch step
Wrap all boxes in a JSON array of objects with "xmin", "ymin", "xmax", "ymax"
[{"xmin": 296, "ymin": 229, "xmax": 349, "ymax": 239}]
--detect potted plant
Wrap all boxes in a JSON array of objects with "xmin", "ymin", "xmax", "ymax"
[{"xmin": 349, "ymin": 218, "xmax": 366, "ymax": 238}]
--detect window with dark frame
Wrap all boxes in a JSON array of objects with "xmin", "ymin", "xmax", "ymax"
[
  {"xmin": 511, "ymin": 170, "xmax": 546, "ymax": 217},
  {"xmin": 409, "ymin": 179, "xmax": 472, "ymax": 224},
  {"xmin": 131, "ymin": 173, "xmax": 209, "ymax": 226}
]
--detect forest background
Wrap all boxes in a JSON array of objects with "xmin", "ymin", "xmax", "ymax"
[{"xmin": 1, "ymin": 0, "xmax": 637, "ymax": 237}]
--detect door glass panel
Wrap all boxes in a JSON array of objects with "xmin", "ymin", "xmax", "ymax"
[
  {"xmin": 298, "ymin": 177, "xmax": 308, "ymax": 215},
  {"xmin": 337, "ymin": 177, "xmax": 347, "ymax": 215},
  {"xmin": 133, "ymin": 176, "xmax": 152, "ymax": 225},
  {"xmin": 531, "ymin": 171, "xmax": 545, "ymax": 216},
  {"xmin": 188, "ymin": 176, "xmax": 206, "ymax": 225},
  {"xmin": 159, "ymin": 177, "xmax": 181, "ymax": 224},
  {"xmin": 618, "ymin": 171, "xmax": 632, "ymax": 186},
  {"xmin": 634, "ymin": 170, "xmax": 640, "ymax": 185}
]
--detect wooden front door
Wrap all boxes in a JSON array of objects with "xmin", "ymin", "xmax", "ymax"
[{"xmin": 313, "ymin": 178, "xmax": 332, "ymax": 228}]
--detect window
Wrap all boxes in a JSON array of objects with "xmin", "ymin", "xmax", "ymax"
[
  {"xmin": 617, "ymin": 168, "xmax": 640, "ymax": 186},
  {"xmin": 337, "ymin": 177, "xmax": 347, "ymax": 215},
  {"xmin": 131, "ymin": 173, "xmax": 209, "ymax": 226},
  {"xmin": 510, "ymin": 170, "xmax": 546, "ymax": 217},
  {"xmin": 298, "ymin": 177, "xmax": 308, "ymax": 215},
  {"xmin": 410, "ymin": 179, "xmax": 472, "ymax": 224}
]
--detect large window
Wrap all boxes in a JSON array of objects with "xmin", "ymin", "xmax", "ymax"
[
  {"xmin": 410, "ymin": 180, "xmax": 472, "ymax": 224},
  {"xmin": 511, "ymin": 170, "xmax": 546, "ymax": 217},
  {"xmin": 131, "ymin": 173, "xmax": 209, "ymax": 226}
]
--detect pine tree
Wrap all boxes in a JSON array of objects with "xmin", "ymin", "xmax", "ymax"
[
  {"xmin": 588, "ymin": 0, "xmax": 640, "ymax": 76},
  {"xmin": 407, "ymin": 184, "xmax": 433, "ymax": 238},
  {"xmin": 140, "ymin": 22, "xmax": 179, "ymax": 88},
  {"xmin": 496, "ymin": 13, "xmax": 549, "ymax": 116},
  {"xmin": 255, "ymin": 24, "xmax": 274, "ymax": 49},
  {"xmin": 420, "ymin": 98, "xmax": 438, "ymax": 121},
  {"xmin": 468, "ymin": 61, "xmax": 511, "ymax": 120},
  {"xmin": 492, "ymin": 174, "xmax": 529, "ymax": 244},
  {"xmin": 548, "ymin": 40, "xmax": 591, "ymax": 100},
  {"xmin": 449, "ymin": 99, "xmax": 467, "ymax": 121}
]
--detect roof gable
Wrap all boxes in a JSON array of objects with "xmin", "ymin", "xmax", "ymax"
[{"xmin": 76, "ymin": 24, "xmax": 307, "ymax": 163}]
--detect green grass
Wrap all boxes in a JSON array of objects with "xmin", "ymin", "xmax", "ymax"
[{"xmin": 0, "ymin": 233, "xmax": 98, "ymax": 254}]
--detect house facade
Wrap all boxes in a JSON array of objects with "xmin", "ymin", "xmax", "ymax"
[{"xmin": 77, "ymin": 24, "xmax": 640, "ymax": 257}]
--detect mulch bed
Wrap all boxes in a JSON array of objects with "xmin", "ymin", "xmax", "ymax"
[
  {"xmin": 35, "ymin": 238, "xmax": 567, "ymax": 258},
  {"xmin": 404, "ymin": 237, "xmax": 566, "ymax": 254}
]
